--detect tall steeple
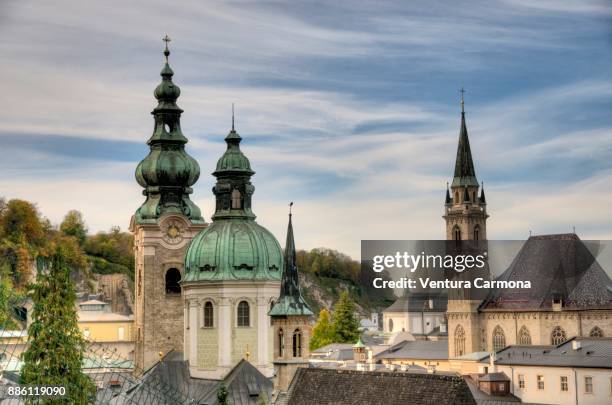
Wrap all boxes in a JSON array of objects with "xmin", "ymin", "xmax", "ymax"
[
  {"xmin": 269, "ymin": 204, "xmax": 313, "ymax": 317},
  {"xmin": 443, "ymin": 89, "xmax": 488, "ymax": 241},
  {"xmin": 134, "ymin": 37, "xmax": 203, "ymax": 224},
  {"xmin": 452, "ymin": 88, "xmax": 478, "ymax": 188}
]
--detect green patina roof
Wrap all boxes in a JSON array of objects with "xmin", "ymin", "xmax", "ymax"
[
  {"xmin": 353, "ymin": 337, "xmax": 365, "ymax": 348},
  {"xmin": 134, "ymin": 44, "xmax": 203, "ymax": 225},
  {"xmin": 184, "ymin": 124, "xmax": 282, "ymax": 282},
  {"xmin": 451, "ymin": 111, "xmax": 479, "ymax": 188},
  {"xmin": 184, "ymin": 218, "xmax": 282, "ymax": 281},
  {"xmin": 269, "ymin": 212, "xmax": 313, "ymax": 317}
]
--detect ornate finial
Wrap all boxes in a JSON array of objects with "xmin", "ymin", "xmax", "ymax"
[
  {"xmin": 289, "ymin": 201, "xmax": 293, "ymax": 216},
  {"xmin": 446, "ymin": 182, "xmax": 449, "ymax": 190},
  {"xmin": 163, "ymin": 34, "xmax": 171, "ymax": 62},
  {"xmin": 245, "ymin": 344, "xmax": 250, "ymax": 360},
  {"xmin": 460, "ymin": 87, "xmax": 466, "ymax": 113},
  {"xmin": 232, "ymin": 103, "xmax": 235, "ymax": 131}
]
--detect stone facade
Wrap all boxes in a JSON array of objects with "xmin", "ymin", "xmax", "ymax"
[
  {"xmin": 131, "ymin": 214, "xmax": 206, "ymax": 371},
  {"xmin": 272, "ymin": 315, "xmax": 313, "ymax": 392}
]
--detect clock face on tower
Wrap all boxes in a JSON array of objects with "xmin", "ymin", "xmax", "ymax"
[{"xmin": 162, "ymin": 219, "xmax": 184, "ymax": 245}]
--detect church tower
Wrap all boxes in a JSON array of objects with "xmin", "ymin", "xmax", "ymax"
[
  {"xmin": 182, "ymin": 117, "xmax": 282, "ymax": 380},
  {"xmin": 269, "ymin": 206, "xmax": 314, "ymax": 392},
  {"xmin": 445, "ymin": 91, "xmax": 488, "ymax": 357},
  {"xmin": 131, "ymin": 38, "xmax": 206, "ymax": 371}
]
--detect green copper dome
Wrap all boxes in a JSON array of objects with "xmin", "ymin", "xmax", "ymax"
[
  {"xmin": 184, "ymin": 219, "xmax": 282, "ymax": 281},
  {"xmin": 184, "ymin": 125, "xmax": 281, "ymax": 282},
  {"xmin": 134, "ymin": 43, "xmax": 203, "ymax": 224}
]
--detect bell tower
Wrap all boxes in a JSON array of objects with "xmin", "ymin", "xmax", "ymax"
[
  {"xmin": 131, "ymin": 37, "xmax": 206, "ymax": 371},
  {"xmin": 269, "ymin": 205, "xmax": 314, "ymax": 392},
  {"xmin": 445, "ymin": 90, "xmax": 488, "ymax": 356}
]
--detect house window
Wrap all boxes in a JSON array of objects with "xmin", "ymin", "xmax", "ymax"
[
  {"xmin": 83, "ymin": 328, "xmax": 90, "ymax": 339},
  {"xmin": 589, "ymin": 326, "xmax": 603, "ymax": 338},
  {"xmin": 518, "ymin": 374, "xmax": 525, "ymax": 389},
  {"xmin": 560, "ymin": 376, "xmax": 568, "ymax": 392},
  {"xmin": 231, "ymin": 189, "xmax": 242, "ymax": 209},
  {"xmin": 518, "ymin": 326, "xmax": 532, "ymax": 345},
  {"xmin": 492, "ymin": 325, "xmax": 506, "ymax": 352},
  {"xmin": 551, "ymin": 326, "xmax": 567, "ymax": 345},
  {"xmin": 584, "ymin": 376, "xmax": 593, "ymax": 394},
  {"xmin": 388, "ymin": 319, "xmax": 393, "ymax": 332},
  {"xmin": 237, "ymin": 301, "xmax": 250, "ymax": 327},
  {"xmin": 204, "ymin": 302, "xmax": 214, "ymax": 328},
  {"xmin": 293, "ymin": 329, "xmax": 302, "ymax": 357},
  {"xmin": 118, "ymin": 326, "xmax": 125, "ymax": 341},
  {"xmin": 537, "ymin": 375, "xmax": 545, "ymax": 390},
  {"xmin": 474, "ymin": 225, "xmax": 480, "ymax": 241},
  {"xmin": 454, "ymin": 325, "xmax": 466, "ymax": 357},
  {"xmin": 278, "ymin": 329, "xmax": 285, "ymax": 357},
  {"xmin": 165, "ymin": 268, "xmax": 181, "ymax": 294}
]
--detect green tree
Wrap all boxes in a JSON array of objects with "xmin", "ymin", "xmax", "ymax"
[
  {"xmin": 217, "ymin": 382, "xmax": 229, "ymax": 405},
  {"xmin": 20, "ymin": 246, "xmax": 96, "ymax": 404},
  {"xmin": 60, "ymin": 210, "xmax": 88, "ymax": 245},
  {"xmin": 257, "ymin": 392, "xmax": 267, "ymax": 405},
  {"xmin": 309, "ymin": 309, "xmax": 335, "ymax": 350},
  {"xmin": 0, "ymin": 199, "xmax": 45, "ymax": 247},
  {"xmin": 331, "ymin": 291, "xmax": 360, "ymax": 343},
  {"xmin": 0, "ymin": 267, "xmax": 18, "ymax": 329}
]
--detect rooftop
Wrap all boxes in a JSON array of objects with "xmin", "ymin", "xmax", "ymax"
[
  {"xmin": 484, "ymin": 337, "xmax": 612, "ymax": 369},
  {"xmin": 375, "ymin": 339, "xmax": 449, "ymax": 361}
]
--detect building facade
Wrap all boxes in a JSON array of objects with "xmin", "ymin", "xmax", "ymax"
[{"xmin": 131, "ymin": 43, "xmax": 206, "ymax": 371}]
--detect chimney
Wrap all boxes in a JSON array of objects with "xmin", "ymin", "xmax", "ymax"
[
  {"xmin": 489, "ymin": 351, "xmax": 497, "ymax": 373},
  {"xmin": 440, "ymin": 323, "xmax": 447, "ymax": 333},
  {"xmin": 572, "ymin": 340, "xmax": 581, "ymax": 350}
]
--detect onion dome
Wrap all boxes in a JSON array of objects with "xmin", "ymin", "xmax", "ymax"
[
  {"xmin": 134, "ymin": 37, "xmax": 203, "ymax": 224},
  {"xmin": 184, "ymin": 118, "xmax": 282, "ymax": 282}
]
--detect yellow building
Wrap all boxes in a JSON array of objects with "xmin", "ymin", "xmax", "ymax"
[{"xmin": 77, "ymin": 300, "xmax": 134, "ymax": 359}]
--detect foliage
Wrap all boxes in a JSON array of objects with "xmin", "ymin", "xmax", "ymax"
[
  {"xmin": 296, "ymin": 248, "xmax": 360, "ymax": 283},
  {"xmin": 84, "ymin": 226, "xmax": 134, "ymax": 279},
  {"xmin": 0, "ymin": 266, "xmax": 19, "ymax": 329},
  {"xmin": 60, "ymin": 210, "xmax": 88, "ymax": 245},
  {"xmin": 0, "ymin": 199, "xmax": 46, "ymax": 247},
  {"xmin": 217, "ymin": 382, "xmax": 229, "ymax": 405},
  {"xmin": 309, "ymin": 309, "xmax": 335, "ymax": 350},
  {"xmin": 331, "ymin": 291, "xmax": 360, "ymax": 343},
  {"xmin": 20, "ymin": 246, "xmax": 96, "ymax": 404},
  {"xmin": 257, "ymin": 392, "xmax": 267, "ymax": 405}
]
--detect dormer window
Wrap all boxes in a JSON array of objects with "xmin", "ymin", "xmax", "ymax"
[{"xmin": 231, "ymin": 189, "xmax": 242, "ymax": 209}]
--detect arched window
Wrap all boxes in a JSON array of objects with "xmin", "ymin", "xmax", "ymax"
[
  {"xmin": 455, "ymin": 191, "xmax": 459, "ymax": 203},
  {"xmin": 165, "ymin": 268, "xmax": 181, "ymax": 294},
  {"xmin": 492, "ymin": 326, "xmax": 506, "ymax": 352},
  {"xmin": 551, "ymin": 326, "xmax": 567, "ymax": 345},
  {"xmin": 473, "ymin": 225, "xmax": 480, "ymax": 241},
  {"xmin": 278, "ymin": 329, "xmax": 285, "ymax": 357},
  {"xmin": 453, "ymin": 225, "xmax": 461, "ymax": 241},
  {"xmin": 388, "ymin": 319, "xmax": 394, "ymax": 332},
  {"xmin": 237, "ymin": 301, "xmax": 250, "ymax": 327},
  {"xmin": 231, "ymin": 189, "xmax": 242, "ymax": 209},
  {"xmin": 518, "ymin": 326, "xmax": 531, "ymax": 345},
  {"xmin": 589, "ymin": 326, "xmax": 603, "ymax": 338},
  {"xmin": 293, "ymin": 329, "xmax": 302, "ymax": 357},
  {"xmin": 454, "ymin": 325, "xmax": 466, "ymax": 357},
  {"xmin": 204, "ymin": 302, "xmax": 214, "ymax": 328}
]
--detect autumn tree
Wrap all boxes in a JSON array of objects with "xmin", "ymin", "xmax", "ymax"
[
  {"xmin": 60, "ymin": 210, "xmax": 88, "ymax": 245},
  {"xmin": 309, "ymin": 308, "xmax": 335, "ymax": 350},
  {"xmin": 20, "ymin": 246, "xmax": 96, "ymax": 403}
]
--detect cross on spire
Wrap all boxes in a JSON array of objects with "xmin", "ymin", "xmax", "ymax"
[
  {"xmin": 232, "ymin": 103, "xmax": 235, "ymax": 131},
  {"xmin": 289, "ymin": 201, "xmax": 293, "ymax": 216},
  {"xmin": 460, "ymin": 87, "xmax": 466, "ymax": 113},
  {"xmin": 162, "ymin": 34, "xmax": 171, "ymax": 62}
]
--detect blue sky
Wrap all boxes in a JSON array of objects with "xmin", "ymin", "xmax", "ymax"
[{"xmin": 1, "ymin": 0, "xmax": 611, "ymax": 258}]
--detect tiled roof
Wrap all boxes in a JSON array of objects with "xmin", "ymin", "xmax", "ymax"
[
  {"xmin": 286, "ymin": 368, "xmax": 476, "ymax": 405},
  {"xmin": 480, "ymin": 234, "xmax": 612, "ymax": 311},
  {"xmin": 375, "ymin": 339, "xmax": 449, "ymax": 361},
  {"xmin": 487, "ymin": 337, "xmax": 612, "ymax": 369}
]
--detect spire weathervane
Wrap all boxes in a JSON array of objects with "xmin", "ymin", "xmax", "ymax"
[
  {"xmin": 289, "ymin": 201, "xmax": 293, "ymax": 216},
  {"xmin": 460, "ymin": 87, "xmax": 466, "ymax": 113},
  {"xmin": 162, "ymin": 34, "xmax": 171, "ymax": 62}
]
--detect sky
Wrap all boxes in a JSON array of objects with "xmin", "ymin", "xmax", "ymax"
[{"xmin": 1, "ymin": 0, "xmax": 611, "ymax": 259}]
